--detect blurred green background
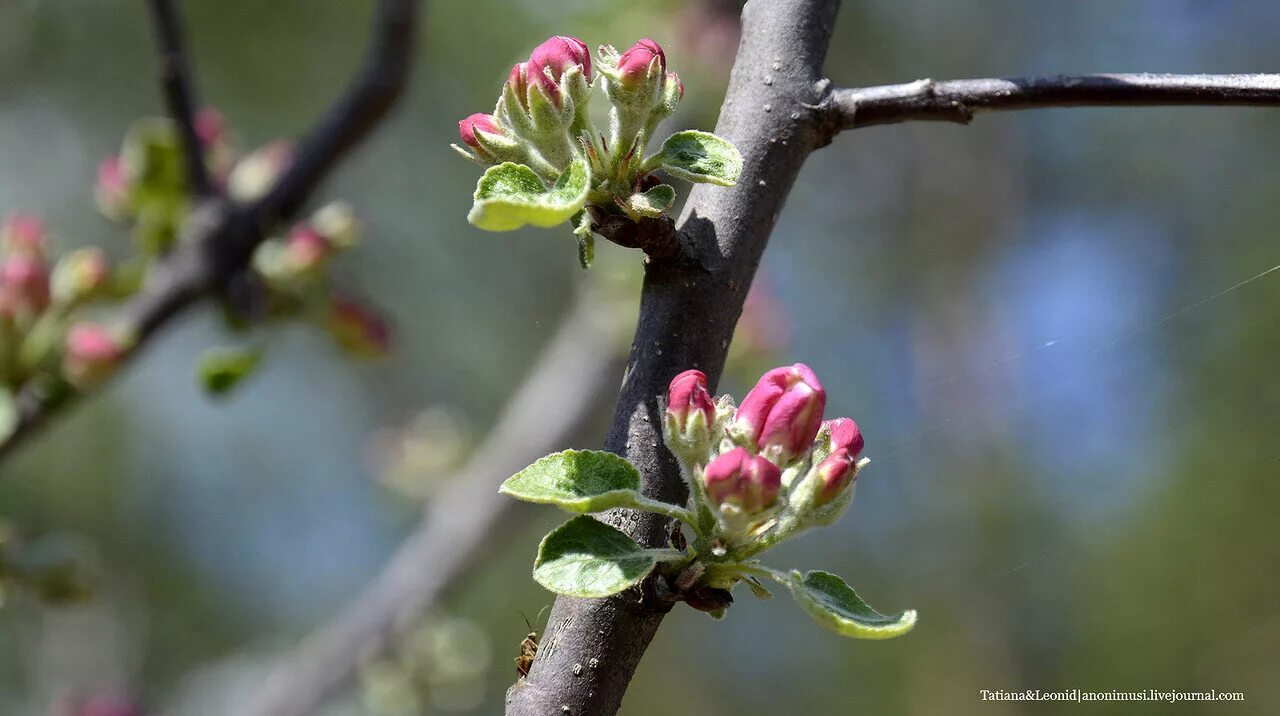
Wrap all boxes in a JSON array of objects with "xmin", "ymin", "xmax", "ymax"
[{"xmin": 2, "ymin": 0, "xmax": 1279, "ymax": 713}]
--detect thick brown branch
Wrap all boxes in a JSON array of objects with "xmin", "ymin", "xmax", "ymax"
[
  {"xmin": 826, "ymin": 73, "xmax": 1280, "ymax": 137},
  {"xmin": 0, "ymin": 0, "xmax": 421, "ymax": 464},
  {"xmin": 144, "ymin": 0, "xmax": 212, "ymax": 196},
  {"xmin": 241, "ymin": 292, "xmax": 625, "ymax": 716},
  {"xmin": 505, "ymin": 1, "xmax": 843, "ymax": 713}
]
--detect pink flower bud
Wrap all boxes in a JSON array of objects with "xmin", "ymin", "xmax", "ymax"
[
  {"xmin": 703, "ymin": 446, "xmax": 782, "ymax": 513},
  {"xmin": 812, "ymin": 418, "xmax": 864, "ymax": 504},
  {"xmin": 1, "ymin": 254, "xmax": 50, "ymax": 313},
  {"xmin": 195, "ymin": 107, "xmax": 226, "ymax": 147},
  {"xmin": 814, "ymin": 451, "xmax": 857, "ymax": 504},
  {"xmin": 528, "ymin": 35, "xmax": 591, "ymax": 99},
  {"xmin": 616, "ymin": 38, "xmax": 666, "ymax": 88},
  {"xmin": 52, "ymin": 247, "xmax": 110, "ymax": 304},
  {"xmin": 286, "ymin": 223, "xmax": 330, "ymax": 270},
  {"xmin": 328, "ymin": 296, "xmax": 392, "ymax": 359},
  {"xmin": 667, "ymin": 368, "xmax": 715, "ymax": 427},
  {"xmin": 669, "ymin": 72, "xmax": 684, "ymax": 99},
  {"xmin": 507, "ymin": 62, "xmax": 530, "ymax": 109},
  {"xmin": 733, "ymin": 363, "xmax": 826, "ymax": 462},
  {"xmin": 2, "ymin": 213, "xmax": 46, "ymax": 255},
  {"xmin": 458, "ymin": 113, "xmax": 503, "ymax": 150},
  {"xmin": 96, "ymin": 156, "xmax": 131, "ymax": 216},
  {"xmin": 64, "ymin": 323, "xmax": 125, "ymax": 387},
  {"xmin": 825, "ymin": 417, "xmax": 865, "ymax": 458}
]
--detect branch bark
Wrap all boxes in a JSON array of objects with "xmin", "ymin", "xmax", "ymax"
[
  {"xmin": 0, "ymin": 0, "xmax": 421, "ymax": 464},
  {"xmin": 825, "ymin": 73, "xmax": 1280, "ymax": 136},
  {"xmin": 505, "ymin": 1, "xmax": 843, "ymax": 713},
  {"xmin": 144, "ymin": 0, "xmax": 211, "ymax": 196}
]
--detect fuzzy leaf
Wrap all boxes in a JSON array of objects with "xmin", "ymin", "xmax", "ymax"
[
  {"xmin": 626, "ymin": 183, "xmax": 676, "ymax": 218},
  {"xmin": 788, "ymin": 570, "xmax": 916, "ymax": 639},
  {"xmin": 533, "ymin": 516, "xmax": 669, "ymax": 597},
  {"xmin": 501, "ymin": 450, "xmax": 643, "ymax": 513},
  {"xmin": 197, "ymin": 347, "xmax": 262, "ymax": 397},
  {"xmin": 653, "ymin": 131, "xmax": 742, "ymax": 187},
  {"xmin": 468, "ymin": 159, "xmax": 590, "ymax": 232}
]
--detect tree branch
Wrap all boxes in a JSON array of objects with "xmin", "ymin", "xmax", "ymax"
[
  {"xmin": 824, "ymin": 73, "xmax": 1280, "ymax": 137},
  {"xmin": 0, "ymin": 0, "xmax": 421, "ymax": 464},
  {"xmin": 505, "ymin": 1, "xmax": 843, "ymax": 713},
  {"xmin": 144, "ymin": 0, "xmax": 212, "ymax": 196},
  {"xmin": 239, "ymin": 289, "xmax": 626, "ymax": 716}
]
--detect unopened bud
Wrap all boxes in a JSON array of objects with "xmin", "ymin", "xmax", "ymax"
[
  {"xmin": 507, "ymin": 62, "xmax": 531, "ymax": 110},
  {"xmin": 310, "ymin": 201, "xmax": 360, "ymax": 250},
  {"xmin": 64, "ymin": 323, "xmax": 126, "ymax": 387},
  {"xmin": 703, "ymin": 446, "xmax": 782, "ymax": 514},
  {"xmin": 95, "ymin": 156, "xmax": 132, "ymax": 219},
  {"xmin": 667, "ymin": 368, "xmax": 715, "ymax": 429},
  {"xmin": 285, "ymin": 223, "xmax": 330, "ymax": 271},
  {"xmin": 195, "ymin": 107, "xmax": 226, "ymax": 147},
  {"xmin": 616, "ymin": 39, "xmax": 666, "ymax": 90},
  {"xmin": 458, "ymin": 113, "xmax": 504, "ymax": 156},
  {"xmin": 227, "ymin": 141, "xmax": 293, "ymax": 202},
  {"xmin": 327, "ymin": 296, "xmax": 392, "ymax": 359},
  {"xmin": 1, "ymin": 254, "xmax": 51, "ymax": 314},
  {"xmin": 2, "ymin": 213, "xmax": 46, "ymax": 255},
  {"xmin": 51, "ymin": 247, "xmax": 111, "ymax": 305},
  {"xmin": 529, "ymin": 35, "xmax": 592, "ymax": 102},
  {"xmin": 731, "ymin": 363, "xmax": 826, "ymax": 463}
]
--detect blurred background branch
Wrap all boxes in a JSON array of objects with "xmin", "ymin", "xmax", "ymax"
[{"xmin": 240, "ymin": 288, "xmax": 626, "ymax": 716}]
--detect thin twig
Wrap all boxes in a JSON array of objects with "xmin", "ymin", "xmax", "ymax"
[
  {"xmin": 240, "ymin": 290, "xmax": 626, "ymax": 716},
  {"xmin": 144, "ymin": 0, "xmax": 212, "ymax": 196},
  {"xmin": 826, "ymin": 73, "xmax": 1280, "ymax": 137},
  {"xmin": 0, "ymin": 0, "xmax": 421, "ymax": 465}
]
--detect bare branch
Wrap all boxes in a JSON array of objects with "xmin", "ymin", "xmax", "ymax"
[
  {"xmin": 144, "ymin": 0, "xmax": 212, "ymax": 196},
  {"xmin": 0, "ymin": 0, "xmax": 421, "ymax": 464},
  {"xmin": 506, "ymin": 1, "xmax": 844, "ymax": 713},
  {"xmin": 825, "ymin": 73, "xmax": 1280, "ymax": 137},
  {"xmin": 240, "ymin": 291, "xmax": 626, "ymax": 716}
]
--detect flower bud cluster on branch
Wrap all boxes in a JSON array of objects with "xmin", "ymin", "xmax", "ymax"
[
  {"xmin": 499, "ymin": 363, "xmax": 915, "ymax": 646},
  {"xmin": 0, "ymin": 109, "xmax": 392, "ymax": 438},
  {"xmin": 453, "ymin": 36, "xmax": 742, "ymax": 267}
]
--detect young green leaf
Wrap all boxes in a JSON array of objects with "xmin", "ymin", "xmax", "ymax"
[
  {"xmin": 788, "ymin": 570, "xmax": 916, "ymax": 639},
  {"xmin": 625, "ymin": 183, "xmax": 676, "ymax": 218},
  {"xmin": 197, "ymin": 346, "xmax": 263, "ymax": 397},
  {"xmin": 467, "ymin": 159, "xmax": 590, "ymax": 232},
  {"xmin": 532, "ymin": 515, "xmax": 678, "ymax": 598},
  {"xmin": 650, "ymin": 131, "xmax": 742, "ymax": 187},
  {"xmin": 501, "ymin": 450, "xmax": 643, "ymax": 513}
]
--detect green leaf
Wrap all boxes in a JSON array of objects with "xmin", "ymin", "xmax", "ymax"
[
  {"xmin": 468, "ymin": 159, "xmax": 590, "ymax": 232},
  {"xmin": 788, "ymin": 570, "xmax": 916, "ymax": 639},
  {"xmin": 626, "ymin": 184, "xmax": 676, "ymax": 218},
  {"xmin": 197, "ymin": 347, "xmax": 262, "ymax": 397},
  {"xmin": 533, "ymin": 516, "xmax": 674, "ymax": 597},
  {"xmin": 652, "ymin": 131, "xmax": 742, "ymax": 187},
  {"xmin": 501, "ymin": 450, "xmax": 642, "ymax": 513},
  {"xmin": 573, "ymin": 210, "xmax": 595, "ymax": 269},
  {"xmin": 0, "ymin": 388, "xmax": 17, "ymax": 443}
]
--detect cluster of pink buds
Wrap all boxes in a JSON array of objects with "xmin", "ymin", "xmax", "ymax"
[
  {"xmin": 663, "ymin": 363, "xmax": 868, "ymax": 541},
  {"xmin": 454, "ymin": 36, "xmax": 594, "ymax": 174},
  {"xmin": 0, "ymin": 214, "xmax": 51, "ymax": 321}
]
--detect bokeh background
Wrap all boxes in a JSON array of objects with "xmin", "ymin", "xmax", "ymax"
[{"xmin": 3, "ymin": 0, "xmax": 1279, "ymax": 713}]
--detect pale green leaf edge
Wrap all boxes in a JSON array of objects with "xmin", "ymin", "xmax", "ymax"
[
  {"xmin": 788, "ymin": 569, "xmax": 917, "ymax": 640},
  {"xmin": 468, "ymin": 159, "xmax": 590, "ymax": 232}
]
